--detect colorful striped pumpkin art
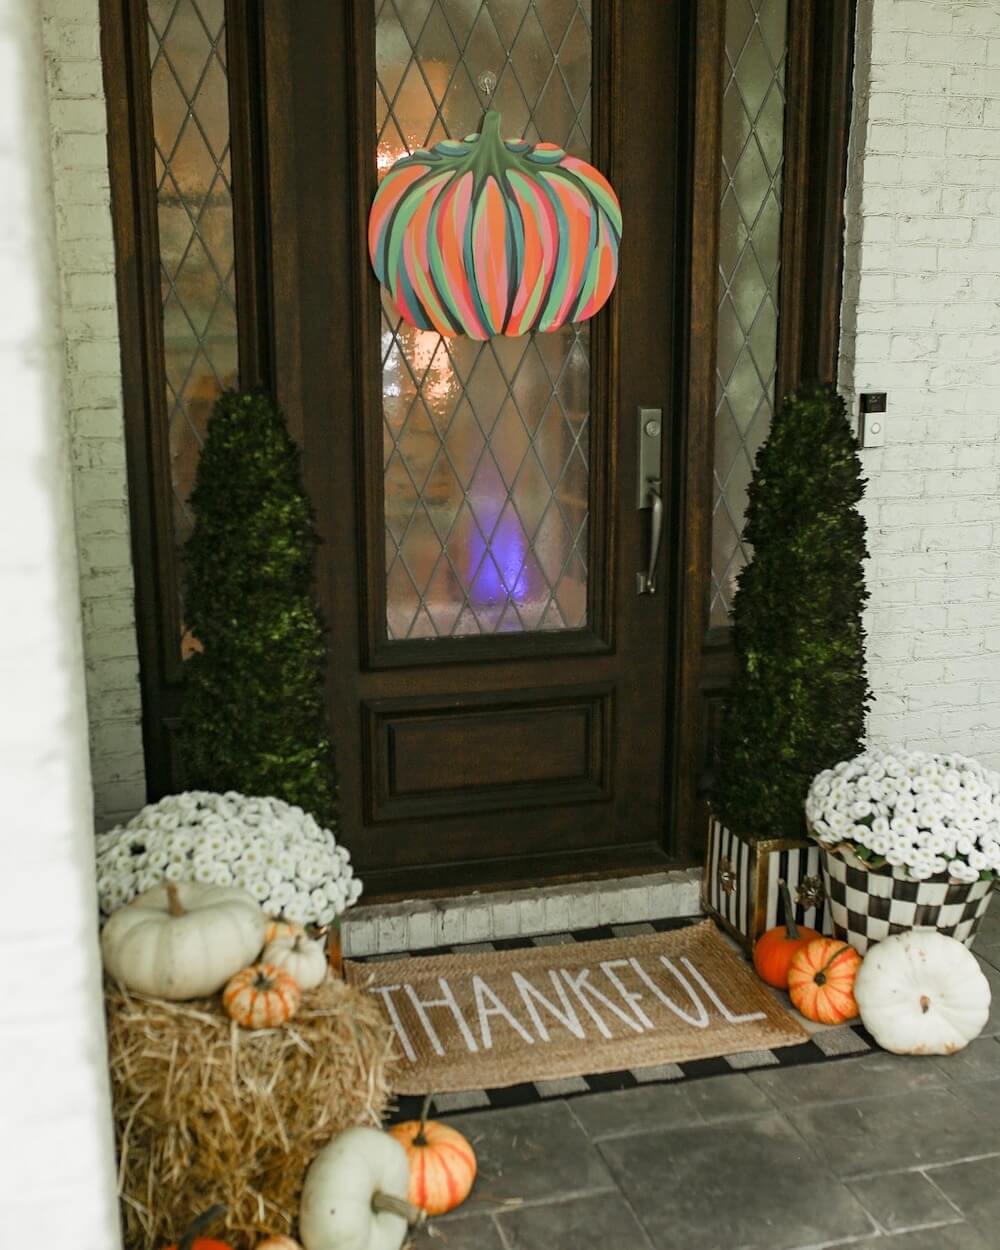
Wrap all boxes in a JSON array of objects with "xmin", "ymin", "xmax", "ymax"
[{"xmin": 368, "ymin": 110, "xmax": 622, "ymax": 340}]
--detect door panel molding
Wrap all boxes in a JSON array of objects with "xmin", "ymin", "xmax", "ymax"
[{"xmin": 363, "ymin": 684, "xmax": 613, "ymax": 822}]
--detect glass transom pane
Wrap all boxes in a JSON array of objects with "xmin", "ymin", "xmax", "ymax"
[
  {"xmin": 148, "ymin": 0, "xmax": 238, "ymax": 645},
  {"xmin": 711, "ymin": 0, "xmax": 787, "ymax": 628},
  {"xmin": 376, "ymin": 0, "xmax": 592, "ymax": 640}
]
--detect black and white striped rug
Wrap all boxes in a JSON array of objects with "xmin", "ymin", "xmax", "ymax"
[{"xmin": 355, "ymin": 916, "xmax": 876, "ymax": 1124}]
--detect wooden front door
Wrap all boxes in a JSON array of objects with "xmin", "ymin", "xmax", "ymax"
[{"xmin": 262, "ymin": 1, "xmax": 687, "ymax": 894}]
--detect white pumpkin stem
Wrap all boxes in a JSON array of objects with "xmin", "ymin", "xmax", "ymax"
[
  {"xmin": 165, "ymin": 881, "xmax": 185, "ymax": 917},
  {"xmin": 371, "ymin": 1191, "xmax": 425, "ymax": 1226}
]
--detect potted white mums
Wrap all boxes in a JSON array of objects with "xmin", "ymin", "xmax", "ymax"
[
  {"xmin": 806, "ymin": 748, "xmax": 998, "ymax": 954},
  {"xmin": 95, "ymin": 791, "xmax": 362, "ymax": 930}
]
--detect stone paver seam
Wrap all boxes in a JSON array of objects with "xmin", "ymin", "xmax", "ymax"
[
  {"xmin": 918, "ymin": 1164, "xmax": 982, "ymax": 1221},
  {"xmin": 848, "ymin": 1175, "xmax": 966, "ymax": 1237},
  {"xmin": 611, "ymin": 1185, "xmax": 658, "ymax": 1250},
  {"xmin": 841, "ymin": 1150, "xmax": 1000, "ymax": 1184},
  {"xmin": 784, "ymin": 1234, "xmax": 888, "ymax": 1250},
  {"xmin": 481, "ymin": 1185, "xmax": 657, "ymax": 1250},
  {"xmin": 569, "ymin": 1105, "xmax": 774, "ymax": 1143},
  {"xmin": 455, "ymin": 1181, "xmax": 621, "ymax": 1219},
  {"xmin": 491, "ymin": 1211, "xmax": 514, "ymax": 1250},
  {"xmin": 745, "ymin": 1065, "xmax": 951, "ymax": 1109}
]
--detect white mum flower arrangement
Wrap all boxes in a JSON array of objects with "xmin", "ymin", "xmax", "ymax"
[
  {"xmin": 95, "ymin": 791, "xmax": 362, "ymax": 926},
  {"xmin": 806, "ymin": 747, "xmax": 1000, "ymax": 884}
]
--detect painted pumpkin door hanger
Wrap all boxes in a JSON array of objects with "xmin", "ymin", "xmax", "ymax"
[{"xmin": 368, "ymin": 110, "xmax": 622, "ymax": 340}]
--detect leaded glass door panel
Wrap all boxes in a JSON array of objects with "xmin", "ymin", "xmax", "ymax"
[
  {"xmin": 376, "ymin": 1, "xmax": 593, "ymax": 639},
  {"xmin": 262, "ymin": 1, "xmax": 682, "ymax": 890}
]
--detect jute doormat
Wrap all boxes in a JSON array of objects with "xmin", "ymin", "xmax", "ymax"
[{"xmin": 346, "ymin": 919, "xmax": 808, "ymax": 1094}]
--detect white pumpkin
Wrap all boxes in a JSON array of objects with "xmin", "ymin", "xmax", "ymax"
[
  {"xmin": 263, "ymin": 933, "xmax": 328, "ymax": 990},
  {"xmin": 855, "ymin": 929, "xmax": 991, "ymax": 1056},
  {"xmin": 299, "ymin": 1127, "xmax": 422, "ymax": 1250},
  {"xmin": 101, "ymin": 881, "xmax": 266, "ymax": 1000}
]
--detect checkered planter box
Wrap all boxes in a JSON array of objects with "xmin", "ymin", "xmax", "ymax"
[
  {"xmin": 703, "ymin": 816, "xmax": 831, "ymax": 953},
  {"xmin": 821, "ymin": 847, "xmax": 996, "ymax": 957}
]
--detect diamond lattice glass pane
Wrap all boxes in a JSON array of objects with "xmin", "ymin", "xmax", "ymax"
[
  {"xmin": 149, "ymin": 0, "xmax": 238, "ymax": 604},
  {"xmin": 711, "ymin": 0, "xmax": 787, "ymax": 628},
  {"xmin": 377, "ymin": 0, "xmax": 592, "ymax": 639}
]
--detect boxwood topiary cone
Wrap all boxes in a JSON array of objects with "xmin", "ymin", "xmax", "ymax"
[
  {"xmin": 179, "ymin": 390, "xmax": 337, "ymax": 828},
  {"xmin": 713, "ymin": 384, "xmax": 872, "ymax": 840}
]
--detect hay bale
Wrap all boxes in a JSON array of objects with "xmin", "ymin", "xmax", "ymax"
[{"xmin": 105, "ymin": 975, "xmax": 396, "ymax": 1249}]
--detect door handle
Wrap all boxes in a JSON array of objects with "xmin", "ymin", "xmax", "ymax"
[
  {"xmin": 637, "ymin": 479, "xmax": 663, "ymax": 595},
  {"xmin": 636, "ymin": 406, "xmax": 663, "ymax": 595}
]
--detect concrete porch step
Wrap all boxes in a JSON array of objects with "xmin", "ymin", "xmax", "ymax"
[{"xmin": 341, "ymin": 867, "xmax": 703, "ymax": 957}]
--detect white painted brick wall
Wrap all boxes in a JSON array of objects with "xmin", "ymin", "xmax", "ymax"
[
  {"xmin": 841, "ymin": 0, "xmax": 1000, "ymax": 769},
  {"xmin": 42, "ymin": 0, "xmax": 146, "ymax": 828},
  {"xmin": 0, "ymin": 1, "xmax": 122, "ymax": 1244}
]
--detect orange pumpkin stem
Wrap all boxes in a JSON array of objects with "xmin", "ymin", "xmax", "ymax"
[
  {"xmin": 371, "ymin": 1191, "xmax": 425, "ymax": 1226},
  {"xmin": 814, "ymin": 944, "xmax": 855, "ymax": 986},
  {"xmin": 414, "ymin": 1092, "xmax": 433, "ymax": 1147},
  {"xmin": 179, "ymin": 1204, "xmax": 227, "ymax": 1250},
  {"xmin": 778, "ymin": 879, "xmax": 799, "ymax": 940},
  {"xmin": 165, "ymin": 881, "xmax": 185, "ymax": 917}
]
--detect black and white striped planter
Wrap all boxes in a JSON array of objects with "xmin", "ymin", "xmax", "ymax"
[
  {"xmin": 703, "ymin": 816, "xmax": 831, "ymax": 952},
  {"xmin": 821, "ymin": 846, "xmax": 996, "ymax": 957}
]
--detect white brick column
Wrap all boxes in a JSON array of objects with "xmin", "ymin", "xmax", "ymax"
[
  {"xmin": 42, "ymin": 0, "xmax": 146, "ymax": 828},
  {"xmin": 841, "ymin": 0, "xmax": 1000, "ymax": 768},
  {"xmin": 0, "ymin": 1, "xmax": 122, "ymax": 1245}
]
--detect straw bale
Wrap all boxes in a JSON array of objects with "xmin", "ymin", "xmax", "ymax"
[{"xmin": 105, "ymin": 975, "xmax": 396, "ymax": 1248}]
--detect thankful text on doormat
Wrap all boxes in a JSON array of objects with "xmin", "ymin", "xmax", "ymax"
[{"xmin": 346, "ymin": 920, "xmax": 807, "ymax": 1093}]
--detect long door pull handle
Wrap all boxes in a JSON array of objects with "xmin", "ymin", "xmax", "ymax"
[{"xmin": 637, "ymin": 478, "xmax": 663, "ymax": 595}]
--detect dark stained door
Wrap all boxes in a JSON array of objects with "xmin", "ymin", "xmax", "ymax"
[{"xmin": 262, "ymin": 0, "xmax": 685, "ymax": 893}]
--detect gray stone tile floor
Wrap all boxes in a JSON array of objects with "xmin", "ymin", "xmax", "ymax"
[{"xmin": 410, "ymin": 909, "xmax": 1000, "ymax": 1250}]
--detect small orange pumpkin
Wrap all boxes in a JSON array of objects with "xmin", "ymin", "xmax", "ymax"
[
  {"xmin": 753, "ymin": 880, "xmax": 822, "ymax": 989},
  {"xmin": 165, "ymin": 1204, "xmax": 232, "ymax": 1250},
  {"xmin": 388, "ymin": 1095, "xmax": 477, "ymax": 1216},
  {"xmin": 223, "ymin": 963, "xmax": 301, "ymax": 1029},
  {"xmin": 255, "ymin": 1238, "xmax": 303, "ymax": 1250},
  {"xmin": 788, "ymin": 937, "xmax": 862, "ymax": 1024}
]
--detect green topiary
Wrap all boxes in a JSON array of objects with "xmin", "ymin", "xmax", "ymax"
[
  {"xmin": 179, "ymin": 390, "xmax": 337, "ymax": 827},
  {"xmin": 713, "ymin": 384, "xmax": 871, "ymax": 840}
]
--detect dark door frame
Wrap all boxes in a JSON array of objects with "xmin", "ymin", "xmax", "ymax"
[{"xmin": 100, "ymin": 0, "xmax": 856, "ymax": 882}]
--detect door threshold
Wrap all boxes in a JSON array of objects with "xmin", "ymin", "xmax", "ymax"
[
  {"xmin": 342, "ymin": 863, "xmax": 703, "ymax": 957},
  {"xmin": 360, "ymin": 843, "xmax": 687, "ymax": 904}
]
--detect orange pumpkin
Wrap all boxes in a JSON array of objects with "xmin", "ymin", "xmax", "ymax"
[
  {"xmin": 788, "ymin": 937, "xmax": 862, "ymax": 1024},
  {"xmin": 165, "ymin": 1205, "xmax": 232, "ymax": 1250},
  {"xmin": 256, "ymin": 1239, "xmax": 303, "ymax": 1250},
  {"xmin": 222, "ymin": 963, "xmax": 301, "ymax": 1029},
  {"xmin": 753, "ymin": 880, "xmax": 821, "ymax": 989},
  {"xmin": 388, "ymin": 1095, "xmax": 477, "ymax": 1216}
]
